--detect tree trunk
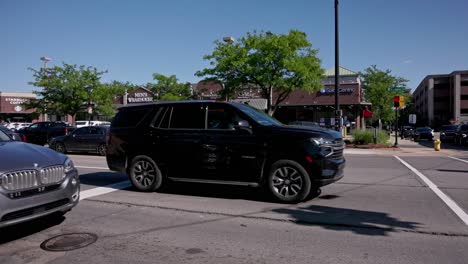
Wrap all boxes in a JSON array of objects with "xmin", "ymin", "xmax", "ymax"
[{"xmin": 71, "ymin": 113, "xmax": 76, "ymax": 126}]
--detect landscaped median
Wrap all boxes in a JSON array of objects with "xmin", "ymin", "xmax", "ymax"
[{"xmin": 345, "ymin": 129, "xmax": 396, "ymax": 149}]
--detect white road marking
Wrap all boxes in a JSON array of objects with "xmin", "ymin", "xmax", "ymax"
[
  {"xmin": 343, "ymin": 149, "xmax": 376, "ymax": 155},
  {"xmin": 80, "ymin": 180, "xmax": 132, "ymax": 200},
  {"xmin": 394, "ymin": 156, "xmax": 468, "ymax": 226},
  {"xmin": 76, "ymin": 166, "xmax": 110, "ymax": 170},
  {"xmin": 448, "ymin": 156, "xmax": 468, "ymax": 164}
]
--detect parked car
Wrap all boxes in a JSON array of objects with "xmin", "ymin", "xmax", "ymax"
[
  {"xmin": 288, "ymin": 121, "xmax": 320, "ymax": 128},
  {"xmin": 413, "ymin": 127, "xmax": 434, "ymax": 142},
  {"xmin": 0, "ymin": 129, "xmax": 80, "ymax": 228},
  {"xmin": 440, "ymin": 125, "xmax": 458, "ymax": 143},
  {"xmin": 20, "ymin": 122, "xmax": 76, "ymax": 145},
  {"xmin": 0, "ymin": 126, "xmax": 25, "ymax": 142},
  {"xmin": 50, "ymin": 126, "xmax": 109, "ymax": 156},
  {"xmin": 76, "ymin": 120, "xmax": 111, "ymax": 128},
  {"xmin": 400, "ymin": 126, "xmax": 414, "ymax": 139},
  {"xmin": 106, "ymin": 101, "xmax": 345, "ymax": 203},
  {"xmin": 455, "ymin": 124, "xmax": 468, "ymax": 146}
]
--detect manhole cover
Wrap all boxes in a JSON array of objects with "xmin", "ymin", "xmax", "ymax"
[{"xmin": 40, "ymin": 233, "xmax": 98, "ymax": 252}]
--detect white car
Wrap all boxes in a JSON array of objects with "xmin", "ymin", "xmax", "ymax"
[
  {"xmin": 6, "ymin": 122, "xmax": 32, "ymax": 131},
  {"xmin": 76, "ymin": 120, "xmax": 110, "ymax": 128}
]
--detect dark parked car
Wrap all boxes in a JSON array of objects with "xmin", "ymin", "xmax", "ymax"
[
  {"xmin": 440, "ymin": 125, "xmax": 458, "ymax": 143},
  {"xmin": 455, "ymin": 124, "xmax": 468, "ymax": 146},
  {"xmin": 50, "ymin": 126, "xmax": 109, "ymax": 156},
  {"xmin": 21, "ymin": 121, "xmax": 75, "ymax": 145},
  {"xmin": 413, "ymin": 127, "xmax": 434, "ymax": 142},
  {"xmin": 401, "ymin": 126, "xmax": 414, "ymax": 139},
  {"xmin": 106, "ymin": 101, "xmax": 345, "ymax": 203},
  {"xmin": 0, "ymin": 126, "xmax": 25, "ymax": 142},
  {"xmin": 0, "ymin": 129, "xmax": 80, "ymax": 228}
]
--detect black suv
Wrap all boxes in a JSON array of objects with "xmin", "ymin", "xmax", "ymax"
[{"xmin": 106, "ymin": 101, "xmax": 345, "ymax": 203}]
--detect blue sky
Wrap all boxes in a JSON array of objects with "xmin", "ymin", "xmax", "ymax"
[{"xmin": 1, "ymin": 0, "xmax": 467, "ymax": 93}]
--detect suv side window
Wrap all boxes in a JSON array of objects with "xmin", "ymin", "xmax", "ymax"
[
  {"xmin": 112, "ymin": 107, "xmax": 152, "ymax": 128},
  {"xmin": 207, "ymin": 104, "xmax": 241, "ymax": 130},
  {"xmin": 169, "ymin": 104, "xmax": 205, "ymax": 129}
]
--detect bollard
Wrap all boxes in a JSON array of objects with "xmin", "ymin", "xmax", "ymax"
[{"xmin": 434, "ymin": 139, "xmax": 441, "ymax": 151}]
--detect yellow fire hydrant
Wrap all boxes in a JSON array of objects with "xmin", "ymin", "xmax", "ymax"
[{"xmin": 434, "ymin": 139, "xmax": 441, "ymax": 151}]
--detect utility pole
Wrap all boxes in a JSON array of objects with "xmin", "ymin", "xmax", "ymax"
[{"xmin": 334, "ymin": 0, "xmax": 341, "ymax": 133}]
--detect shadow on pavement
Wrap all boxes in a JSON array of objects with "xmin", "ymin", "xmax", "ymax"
[
  {"xmin": 0, "ymin": 212, "xmax": 65, "ymax": 245},
  {"xmin": 79, "ymin": 172, "xmax": 128, "ymax": 187},
  {"xmin": 272, "ymin": 205, "xmax": 420, "ymax": 236},
  {"xmin": 437, "ymin": 169, "xmax": 468, "ymax": 173}
]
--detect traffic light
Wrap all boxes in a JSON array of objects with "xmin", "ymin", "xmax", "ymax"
[
  {"xmin": 399, "ymin": 96, "xmax": 405, "ymax": 108},
  {"xmin": 394, "ymin": 96, "xmax": 400, "ymax": 108}
]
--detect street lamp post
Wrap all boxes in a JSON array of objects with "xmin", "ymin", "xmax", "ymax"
[
  {"xmin": 334, "ymin": 0, "xmax": 341, "ymax": 133},
  {"xmin": 40, "ymin": 56, "xmax": 52, "ymax": 121}
]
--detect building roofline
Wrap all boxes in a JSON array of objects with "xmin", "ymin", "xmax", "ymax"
[{"xmin": 0, "ymin": 92, "xmax": 36, "ymax": 98}]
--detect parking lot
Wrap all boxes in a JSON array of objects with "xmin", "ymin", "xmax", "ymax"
[{"xmin": 1, "ymin": 142, "xmax": 468, "ymax": 264}]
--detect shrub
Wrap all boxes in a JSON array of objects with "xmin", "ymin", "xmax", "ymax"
[{"xmin": 352, "ymin": 129, "xmax": 390, "ymax": 145}]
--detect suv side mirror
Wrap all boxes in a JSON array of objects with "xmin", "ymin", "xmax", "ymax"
[{"xmin": 235, "ymin": 120, "xmax": 252, "ymax": 134}]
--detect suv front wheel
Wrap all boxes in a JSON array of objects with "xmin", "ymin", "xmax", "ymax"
[
  {"xmin": 129, "ymin": 155, "xmax": 163, "ymax": 192},
  {"xmin": 267, "ymin": 160, "xmax": 311, "ymax": 203}
]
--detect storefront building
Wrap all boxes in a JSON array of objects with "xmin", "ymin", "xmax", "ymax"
[
  {"xmin": 0, "ymin": 92, "xmax": 39, "ymax": 123},
  {"xmin": 194, "ymin": 67, "xmax": 370, "ymax": 129}
]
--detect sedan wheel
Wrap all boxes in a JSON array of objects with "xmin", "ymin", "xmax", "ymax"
[
  {"xmin": 268, "ymin": 160, "xmax": 311, "ymax": 203},
  {"xmin": 129, "ymin": 156, "xmax": 163, "ymax": 192},
  {"xmin": 55, "ymin": 143, "xmax": 66, "ymax": 153}
]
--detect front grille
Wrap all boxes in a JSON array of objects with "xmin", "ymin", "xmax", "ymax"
[
  {"xmin": 1, "ymin": 170, "xmax": 38, "ymax": 191},
  {"xmin": 1, "ymin": 166, "xmax": 65, "ymax": 192},
  {"xmin": 40, "ymin": 166, "xmax": 65, "ymax": 185},
  {"xmin": 323, "ymin": 142, "xmax": 344, "ymax": 160},
  {"xmin": 1, "ymin": 198, "xmax": 70, "ymax": 222}
]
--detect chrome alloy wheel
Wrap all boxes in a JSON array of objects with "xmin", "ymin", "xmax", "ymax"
[
  {"xmin": 133, "ymin": 160, "xmax": 157, "ymax": 188},
  {"xmin": 271, "ymin": 166, "xmax": 303, "ymax": 199}
]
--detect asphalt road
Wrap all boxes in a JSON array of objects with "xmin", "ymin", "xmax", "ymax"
[{"xmin": 1, "ymin": 145, "xmax": 468, "ymax": 264}]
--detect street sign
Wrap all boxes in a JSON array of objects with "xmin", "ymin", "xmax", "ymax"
[
  {"xmin": 391, "ymin": 86, "xmax": 406, "ymax": 93},
  {"xmin": 409, "ymin": 114, "xmax": 416, "ymax": 124}
]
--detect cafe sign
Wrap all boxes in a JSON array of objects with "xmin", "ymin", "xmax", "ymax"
[{"xmin": 5, "ymin": 97, "xmax": 29, "ymax": 105}]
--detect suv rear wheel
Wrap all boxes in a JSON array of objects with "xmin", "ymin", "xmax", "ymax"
[
  {"xmin": 129, "ymin": 155, "xmax": 163, "ymax": 192},
  {"xmin": 267, "ymin": 160, "xmax": 311, "ymax": 203}
]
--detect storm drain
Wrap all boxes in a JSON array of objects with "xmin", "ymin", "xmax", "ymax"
[{"xmin": 40, "ymin": 233, "xmax": 98, "ymax": 251}]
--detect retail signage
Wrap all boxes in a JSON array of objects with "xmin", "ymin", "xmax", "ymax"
[
  {"xmin": 5, "ymin": 98, "xmax": 29, "ymax": 105},
  {"xmin": 127, "ymin": 92, "xmax": 153, "ymax": 103},
  {"xmin": 319, "ymin": 88, "xmax": 355, "ymax": 94}
]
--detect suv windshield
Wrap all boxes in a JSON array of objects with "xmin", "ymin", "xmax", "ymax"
[
  {"xmin": 416, "ymin": 128, "xmax": 432, "ymax": 132},
  {"xmin": 0, "ymin": 130, "xmax": 12, "ymax": 142},
  {"xmin": 235, "ymin": 103, "xmax": 282, "ymax": 126},
  {"xmin": 441, "ymin": 125, "xmax": 458, "ymax": 131}
]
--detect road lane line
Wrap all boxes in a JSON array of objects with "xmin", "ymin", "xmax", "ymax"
[
  {"xmin": 394, "ymin": 156, "xmax": 468, "ymax": 226},
  {"xmin": 76, "ymin": 166, "xmax": 110, "ymax": 170},
  {"xmin": 448, "ymin": 156, "xmax": 468, "ymax": 164},
  {"xmin": 80, "ymin": 180, "xmax": 132, "ymax": 201}
]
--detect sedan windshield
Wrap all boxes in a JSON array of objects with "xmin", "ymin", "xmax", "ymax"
[
  {"xmin": 235, "ymin": 103, "xmax": 283, "ymax": 126},
  {"xmin": 0, "ymin": 130, "xmax": 12, "ymax": 142}
]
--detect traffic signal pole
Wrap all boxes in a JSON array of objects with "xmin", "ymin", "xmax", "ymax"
[{"xmin": 395, "ymin": 107, "xmax": 398, "ymax": 146}]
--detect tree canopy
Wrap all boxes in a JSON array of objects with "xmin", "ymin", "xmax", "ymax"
[
  {"xmin": 149, "ymin": 74, "xmax": 192, "ymax": 101},
  {"xmin": 28, "ymin": 63, "xmax": 106, "ymax": 125},
  {"xmin": 360, "ymin": 65, "xmax": 409, "ymax": 124},
  {"xmin": 94, "ymin": 81, "xmax": 138, "ymax": 117},
  {"xmin": 196, "ymin": 30, "xmax": 325, "ymax": 115}
]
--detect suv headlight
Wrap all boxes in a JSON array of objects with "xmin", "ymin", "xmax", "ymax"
[
  {"xmin": 64, "ymin": 158, "xmax": 75, "ymax": 173},
  {"xmin": 311, "ymin": 138, "xmax": 335, "ymax": 157}
]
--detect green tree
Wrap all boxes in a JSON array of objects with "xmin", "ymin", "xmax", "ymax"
[
  {"xmin": 94, "ymin": 81, "xmax": 138, "ymax": 117},
  {"xmin": 149, "ymin": 74, "xmax": 192, "ymax": 101},
  {"xmin": 360, "ymin": 65, "xmax": 409, "ymax": 125},
  {"xmin": 28, "ymin": 63, "xmax": 106, "ymax": 125},
  {"xmin": 196, "ymin": 30, "xmax": 325, "ymax": 115}
]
